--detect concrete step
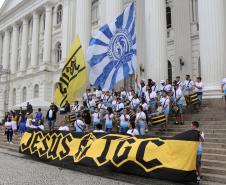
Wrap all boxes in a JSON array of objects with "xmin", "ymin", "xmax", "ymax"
[
  {"xmin": 203, "ymin": 148, "xmax": 226, "ymax": 155},
  {"xmin": 203, "ymin": 173, "xmax": 226, "ymax": 184},
  {"xmin": 203, "ymin": 142, "xmax": 226, "ymax": 149},
  {"xmin": 202, "ymin": 159, "xmax": 226, "ymax": 168},
  {"xmin": 203, "ymin": 153, "xmax": 226, "ymax": 161},
  {"xmin": 150, "ymin": 127, "xmax": 226, "ymax": 134},
  {"xmin": 169, "ymin": 125, "xmax": 226, "ymax": 129},
  {"xmin": 203, "ymin": 166, "xmax": 226, "ymax": 176}
]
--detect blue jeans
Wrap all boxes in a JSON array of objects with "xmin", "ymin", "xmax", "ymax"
[
  {"xmin": 48, "ymin": 120, "xmax": 55, "ymax": 130},
  {"xmin": 105, "ymin": 128, "xmax": 112, "ymax": 133},
  {"xmin": 136, "ymin": 120, "xmax": 145, "ymax": 135},
  {"xmin": 120, "ymin": 127, "xmax": 129, "ymax": 134}
]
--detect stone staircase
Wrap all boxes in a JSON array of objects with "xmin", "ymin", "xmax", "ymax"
[
  {"xmin": 149, "ymin": 99, "xmax": 226, "ymax": 184},
  {"xmin": 0, "ymin": 99, "xmax": 226, "ymax": 184}
]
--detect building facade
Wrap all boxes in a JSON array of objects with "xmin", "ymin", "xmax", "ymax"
[{"xmin": 0, "ymin": 0, "xmax": 225, "ymax": 118}]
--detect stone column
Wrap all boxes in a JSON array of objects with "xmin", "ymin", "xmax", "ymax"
[
  {"xmin": 31, "ymin": 11, "xmax": 40, "ymax": 68},
  {"xmin": 43, "ymin": 4, "xmax": 53, "ymax": 65},
  {"xmin": 136, "ymin": 0, "xmax": 145, "ymax": 79},
  {"xmin": 198, "ymin": 0, "xmax": 226, "ymax": 96},
  {"xmin": 105, "ymin": 0, "xmax": 123, "ymax": 22},
  {"xmin": 75, "ymin": 0, "xmax": 91, "ymax": 52},
  {"xmin": 11, "ymin": 24, "xmax": 19, "ymax": 74},
  {"xmin": 0, "ymin": 34, "xmax": 3, "ymax": 65},
  {"xmin": 144, "ymin": 0, "xmax": 167, "ymax": 82},
  {"xmin": 2, "ymin": 29, "xmax": 10, "ymax": 71},
  {"xmin": 20, "ymin": 18, "xmax": 29, "ymax": 71},
  {"xmin": 61, "ymin": 0, "xmax": 70, "ymax": 63}
]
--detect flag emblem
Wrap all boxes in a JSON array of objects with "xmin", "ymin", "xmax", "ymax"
[{"xmin": 88, "ymin": 2, "xmax": 136, "ymax": 90}]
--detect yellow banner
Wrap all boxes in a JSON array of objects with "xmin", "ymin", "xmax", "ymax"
[
  {"xmin": 20, "ymin": 131, "xmax": 198, "ymax": 172},
  {"xmin": 54, "ymin": 36, "xmax": 87, "ymax": 107}
]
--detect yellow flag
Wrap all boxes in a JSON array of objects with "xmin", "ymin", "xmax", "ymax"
[{"xmin": 54, "ymin": 36, "xmax": 87, "ymax": 107}]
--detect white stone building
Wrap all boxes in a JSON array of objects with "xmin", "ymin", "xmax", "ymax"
[{"xmin": 0, "ymin": 0, "xmax": 225, "ymax": 118}]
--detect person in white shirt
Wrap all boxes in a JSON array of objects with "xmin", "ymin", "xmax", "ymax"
[
  {"xmin": 92, "ymin": 108, "xmax": 101, "ymax": 127},
  {"xmin": 172, "ymin": 82, "xmax": 184, "ymax": 125},
  {"xmin": 159, "ymin": 91, "xmax": 170, "ymax": 131},
  {"xmin": 163, "ymin": 79, "xmax": 172, "ymax": 94},
  {"xmin": 137, "ymin": 79, "xmax": 147, "ymax": 97},
  {"xmin": 194, "ymin": 77, "xmax": 204, "ymax": 107},
  {"xmin": 127, "ymin": 121, "xmax": 139, "ymax": 136},
  {"xmin": 115, "ymin": 98, "xmax": 124, "ymax": 113},
  {"xmin": 72, "ymin": 101, "xmax": 81, "ymax": 115},
  {"xmin": 74, "ymin": 114, "xmax": 86, "ymax": 133},
  {"xmin": 58, "ymin": 120, "xmax": 69, "ymax": 131},
  {"xmin": 221, "ymin": 77, "xmax": 226, "ymax": 109},
  {"xmin": 129, "ymin": 90, "xmax": 140, "ymax": 111},
  {"xmin": 103, "ymin": 107, "xmax": 114, "ymax": 133},
  {"xmin": 120, "ymin": 87, "xmax": 127, "ymax": 100},
  {"xmin": 119, "ymin": 109, "xmax": 130, "ymax": 134},
  {"xmin": 183, "ymin": 75, "xmax": 194, "ymax": 96},
  {"xmin": 145, "ymin": 88, "xmax": 157, "ymax": 113},
  {"xmin": 135, "ymin": 106, "xmax": 146, "ymax": 135},
  {"xmin": 151, "ymin": 81, "xmax": 158, "ymax": 93},
  {"xmin": 176, "ymin": 76, "xmax": 183, "ymax": 90},
  {"xmin": 5, "ymin": 118, "xmax": 13, "ymax": 144},
  {"xmin": 38, "ymin": 120, "xmax": 45, "ymax": 131},
  {"xmin": 93, "ymin": 124, "xmax": 105, "ymax": 133}
]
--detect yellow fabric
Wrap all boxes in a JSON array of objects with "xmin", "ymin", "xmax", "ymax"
[
  {"xmin": 20, "ymin": 132, "xmax": 198, "ymax": 172},
  {"xmin": 54, "ymin": 36, "xmax": 87, "ymax": 107}
]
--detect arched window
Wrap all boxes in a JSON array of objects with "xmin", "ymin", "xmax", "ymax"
[
  {"xmin": 56, "ymin": 42, "xmax": 62, "ymax": 63},
  {"xmin": 22, "ymin": 87, "xmax": 27, "ymax": 102},
  {"xmin": 168, "ymin": 60, "xmax": 172, "ymax": 84},
  {"xmin": 91, "ymin": 0, "xmax": 99, "ymax": 26},
  {"xmin": 13, "ymin": 88, "xmax": 16, "ymax": 106},
  {"xmin": 57, "ymin": 4, "xmax": 63, "ymax": 24},
  {"xmin": 34, "ymin": 84, "xmax": 39, "ymax": 98}
]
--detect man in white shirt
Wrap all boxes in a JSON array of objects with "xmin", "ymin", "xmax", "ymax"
[
  {"xmin": 176, "ymin": 76, "xmax": 183, "ymax": 90},
  {"xmin": 129, "ymin": 90, "xmax": 140, "ymax": 111},
  {"xmin": 72, "ymin": 101, "xmax": 81, "ymax": 114},
  {"xmin": 221, "ymin": 77, "xmax": 226, "ymax": 109},
  {"xmin": 184, "ymin": 75, "xmax": 194, "ymax": 96},
  {"xmin": 194, "ymin": 77, "xmax": 204, "ymax": 107},
  {"xmin": 160, "ymin": 91, "xmax": 170, "ymax": 131}
]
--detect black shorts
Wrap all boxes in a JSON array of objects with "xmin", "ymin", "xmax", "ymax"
[{"xmin": 224, "ymin": 95, "xmax": 226, "ymax": 101}]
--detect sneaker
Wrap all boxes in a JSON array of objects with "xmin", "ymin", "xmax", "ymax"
[
  {"xmin": 197, "ymin": 176, "xmax": 201, "ymax": 184},
  {"xmin": 9, "ymin": 142, "xmax": 14, "ymax": 145},
  {"xmin": 145, "ymin": 128, "xmax": 149, "ymax": 133}
]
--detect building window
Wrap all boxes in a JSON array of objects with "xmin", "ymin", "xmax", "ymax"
[
  {"xmin": 168, "ymin": 60, "xmax": 172, "ymax": 84},
  {"xmin": 57, "ymin": 4, "xmax": 63, "ymax": 24},
  {"xmin": 34, "ymin": 84, "xmax": 39, "ymax": 98},
  {"xmin": 91, "ymin": 0, "xmax": 99, "ymax": 26},
  {"xmin": 166, "ymin": 6, "xmax": 172, "ymax": 29},
  {"xmin": 22, "ymin": 87, "xmax": 27, "ymax": 102},
  {"xmin": 56, "ymin": 42, "xmax": 62, "ymax": 63},
  {"xmin": 13, "ymin": 88, "xmax": 16, "ymax": 106}
]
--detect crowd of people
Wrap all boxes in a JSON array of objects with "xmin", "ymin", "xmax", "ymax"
[{"xmin": 2, "ymin": 74, "xmax": 206, "ymax": 143}]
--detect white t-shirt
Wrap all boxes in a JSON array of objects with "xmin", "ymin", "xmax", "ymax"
[
  {"xmin": 72, "ymin": 104, "xmax": 80, "ymax": 112},
  {"xmin": 129, "ymin": 97, "xmax": 140, "ymax": 108},
  {"xmin": 138, "ymin": 85, "xmax": 147, "ymax": 94},
  {"xmin": 92, "ymin": 112, "xmax": 100, "ymax": 123},
  {"xmin": 184, "ymin": 80, "xmax": 194, "ymax": 91},
  {"xmin": 163, "ymin": 84, "xmax": 172, "ymax": 93},
  {"xmin": 74, "ymin": 119, "xmax": 85, "ymax": 132},
  {"xmin": 151, "ymin": 85, "xmax": 158, "ymax": 93},
  {"xmin": 136, "ymin": 111, "xmax": 146, "ymax": 121},
  {"xmin": 58, "ymin": 126, "xmax": 69, "ymax": 131},
  {"xmin": 38, "ymin": 125, "xmax": 45, "ymax": 131},
  {"xmin": 127, "ymin": 129, "xmax": 139, "ymax": 136},
  {"xmin": 141, "ymin": 102, "xmax": 148, "ymax": 111},
  {"xmin": 5, "ymin": 121, "xmax": 12, "ymax": 127},
  {"xmin": 93, "ymin": 130, "xmax": 105, "ymax": 133},
  {"xmin": 48, "ymin": 110, "xmax": 53, "ymax": 118},
  {"xmin": 221, "ymin": 78, "xmax": 226, "ymax": 91},
  {"xmin": 119, "ymin": 114, "xmax": 130, "ymax": 126},
  {"xmin": 115, "ymin": 102, "xmax": 124, "ymax": 111},
  {"xmin": 194, "ymin": 82, "xmax": 204, "ymax": 93},
  {"xmin": 145, "ymin": 91, "xmax": 157, "ymax": 102},
  {"xmin": 160, "ymin": 97, "xmax": 170, "ymax": 110}
]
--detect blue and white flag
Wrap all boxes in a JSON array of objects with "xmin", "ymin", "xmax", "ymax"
[{"xmin": 87, "ymin": 2, "xmax": 136, "ymax": 90}]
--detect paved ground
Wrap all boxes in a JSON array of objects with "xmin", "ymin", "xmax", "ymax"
[
  {"xmin": 0, "ymin": 146, "xmax": 219, "ymax": 185},
  {"xmin": 0, "ymin": 147, "xmax": 133, "ymax": 185}
]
